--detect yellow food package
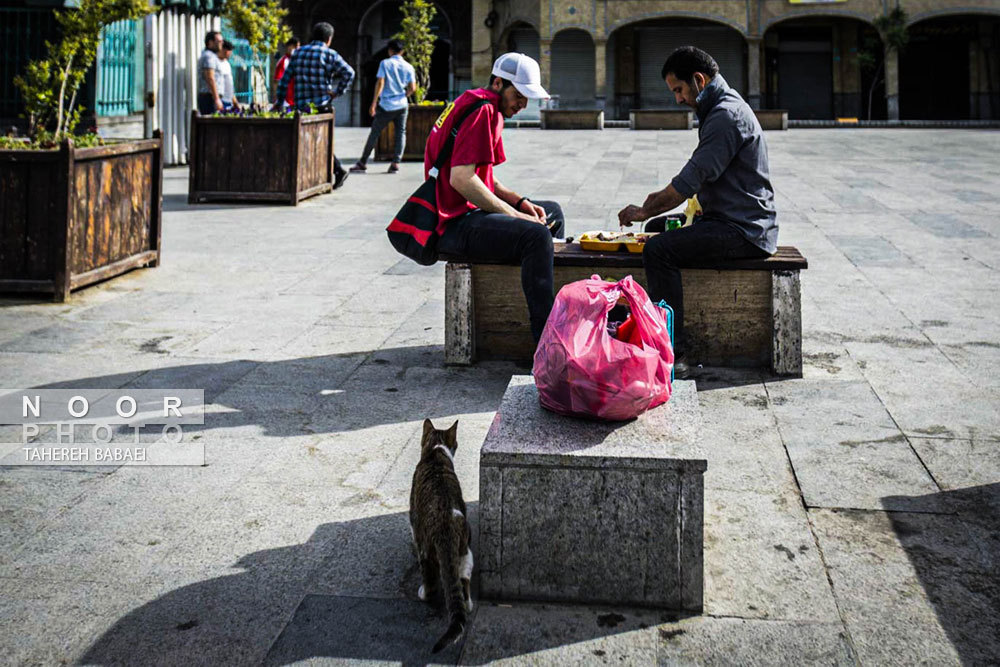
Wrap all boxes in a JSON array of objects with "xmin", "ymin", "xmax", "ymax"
[{"xmin": 684, "ymin": 196, "xmax": 702, "ymax": 226}]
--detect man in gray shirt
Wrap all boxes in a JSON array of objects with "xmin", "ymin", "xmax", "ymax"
[
  {"xmin": 197, "ymin": 30, "xmax": 225, "ymax": 115},
  {"xmin": 618, "ymin": 46, "xmax": 777, "ymax": 378}
]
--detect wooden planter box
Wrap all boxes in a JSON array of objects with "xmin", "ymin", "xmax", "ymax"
[
  {"xmin": 375, "ymin": 103, "xmax": 445, "ymax": 162},
  {"xmin": 540, "ymin": 109, "xmax": 604, "ymax": 130},
  {"xmin": 630, "ymin": 109, "xmax": 694, "ymax": 130},
  {"xmin": 755, "ymin": 109, "xmax": 789, "ymax": 131},
  {"xmin": 188, "ymin": 111, "xmax": 335, "ymax": 205},
  {"xmin": 0, "ymin": 134, "xmax": 163, "ymax": 302}
]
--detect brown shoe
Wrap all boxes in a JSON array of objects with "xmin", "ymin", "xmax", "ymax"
[{"xmin": 388, "ymin": 162, "xmax": 400, "ymax": 174}]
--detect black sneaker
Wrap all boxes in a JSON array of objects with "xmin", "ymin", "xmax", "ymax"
[
  {"xmin": 388, "ymin": 162, "xmax": 400, "ymax": 174},
  {"xmin": 349, "ymin": 163, "xmax": 367, "ymax": 173},
  {"xmin": 334, "ymin": 170, "xmax": 349, "ymax": 189}
]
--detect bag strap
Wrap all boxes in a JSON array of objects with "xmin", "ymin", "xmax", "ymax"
[{"xmin": 429, "ymin": 99, "xmax": 492, "ymax": 178}]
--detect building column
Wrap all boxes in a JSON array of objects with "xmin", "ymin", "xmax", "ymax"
[
  {"xmin": 885, "ymin": 45, "xmax": 900, "ymax": 120},
  {"xmin": 540, "ymin": 39, "xmax": 552, "ymax": 91},
  {"xmin": 471, "ymin": 0, "xmax": 494, "ymax": 86},
  {"xmin": 595, "ymin": 38, "xmax": 607, "ymax": 109},
  {"xmin": 746, "ymin": 37, "xmax": 762, "ymax": 110}
]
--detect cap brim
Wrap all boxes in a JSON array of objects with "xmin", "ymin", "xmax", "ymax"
[{"xmin": 513, "ymin": 81, "xmax": 549, "ymax": 100}]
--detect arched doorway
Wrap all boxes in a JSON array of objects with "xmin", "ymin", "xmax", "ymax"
[
  {"xmin": 501, "ymin": 22, "xmax": 542, "ymax": 119},
  {"xmin": 357, "ymin": 0, "xmax": 453, "ymax": 126},
  {"xmin": 763, "ymin": 16, "xmax": 884, "ymax": 120},
  {"xmin": 550, "ymin": 29, "xmax": 596, "ymax": 108},
  {"xmin": 608, "ymin": 18, "xmax": 747, "ymax": 117},
  {"xmin": 900, "ymin": 14, "xmax": 1000, "ymax": 120}
]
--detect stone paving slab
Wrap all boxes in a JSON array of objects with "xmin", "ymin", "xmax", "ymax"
[
  {"xmin": 809, "ymin": 506, "xmax": 1000, "ymax": 666},
  {"xmin": 1, "ymin": 127, "xmax": 999, "ymax": 664}
]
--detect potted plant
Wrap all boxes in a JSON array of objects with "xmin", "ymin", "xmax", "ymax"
[
  {"xmin": 187, "ymin": 0, "xmax": 336, "ymax": 204},
  {"xmin": 0, "ymin": 0, "xmax": 162, "ymax": 302},
  {"xmin": 376, "ymin": 0, "xmax": 445, "ymax": 162}
]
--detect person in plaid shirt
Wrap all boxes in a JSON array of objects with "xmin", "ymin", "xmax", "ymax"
[{"xmin": 274, "ymin": 22, "xmax": 355, "ymax": 189}]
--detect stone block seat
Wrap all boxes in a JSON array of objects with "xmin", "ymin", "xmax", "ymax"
[
  {"xmin": 441, "ymin": 244, "xmax": 808, "ymax": 375},
  {"xmin": 479, "ymin": 375, "xmax": 706, "ymax": 610}
]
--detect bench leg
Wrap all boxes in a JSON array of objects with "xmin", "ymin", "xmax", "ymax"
[
  {"xmin": 445, "ymin": 263, "xmax": 475, "ymax": 365},
  {"xmin": 772, "ymin": 270, "xmax": 802, "ymax": 377}
]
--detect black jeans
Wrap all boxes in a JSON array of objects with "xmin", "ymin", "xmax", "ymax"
[
  {"xmin": 438, "ymin": 200, "xmax": 565, "ymax": 343},
  {"xmin": 196, "ymin": 93, "xmax": 217, "ymax": 115},
  {"xmin": 359, "ymin": 106, "xmax": 408, "ymax": 164},
  {"xmin": 642, "ymin": 217, "xmax": 770, "ymax": 357},
  {"xmin": 314, "ymin": 103, "xmax": 345, "ymax": 177}
]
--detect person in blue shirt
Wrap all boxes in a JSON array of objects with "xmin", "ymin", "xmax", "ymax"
[
  {"xmin": 350, "ymin": 40, "xmax": 417, "ymax": 174},
  {"xmin": 274, "ymin": 22, "xmax": 355, "ymax": 189}
]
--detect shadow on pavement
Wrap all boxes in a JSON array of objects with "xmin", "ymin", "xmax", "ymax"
[
  {"xmin": 79, "ymin": 505, "xmax": 668, "ymax": 666},
  {"xmin": 22, "ymin": 345, "xmax": 515, "ymax": 439},
  {"xmin": 882, "ymin": 482, "xmax": 1000, "ymax": 665}
]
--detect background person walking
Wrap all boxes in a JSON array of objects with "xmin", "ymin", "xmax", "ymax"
[
  {"xmin": 196, "ymin": 31, "xmax": 225, "ymax": 115},
  {"xmin": 351, "ymin": 40, "xmax": 416, "ymax": 174},
  {"xmin": 274, "ymin": 22, "xmax": 354, "ymax": 189},
  {"xmin": 218, "ymin": 41, "xmax": 240, "ymax": 111}
]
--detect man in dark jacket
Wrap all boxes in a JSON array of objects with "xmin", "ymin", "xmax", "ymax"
[{"xmin": 617, "ymin": 46, "xmax": 777, "ymax": 378}]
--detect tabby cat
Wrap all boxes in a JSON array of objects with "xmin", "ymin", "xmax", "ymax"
[{"xmin": 409, "ymin": 419, "xmax": 473, "ymax": 654}]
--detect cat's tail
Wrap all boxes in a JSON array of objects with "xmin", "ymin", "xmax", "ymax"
[{"xmin": 431, "ymin": 523, "xmax": 468, "ymax": 654}]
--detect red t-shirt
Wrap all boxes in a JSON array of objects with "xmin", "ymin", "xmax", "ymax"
[
  {"xmin": 423, "ymin": 88, "xmax": 506, "ymax": 232},
  {"xmin": 275, "ymin": 55, "xmax": 294, "ymax": 106}
]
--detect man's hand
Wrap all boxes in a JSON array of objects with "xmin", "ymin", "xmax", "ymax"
[
  {"xmin": 214, "ymin": 97, "xmax": 223, "ymax": 112},
  {"xmin": 519, "ymin": 199, "xmax": 546, "ymax": 224},
  {"xmin": 618, "ymin": 204, "xmax": 645, "ymax": 227},
  {"xmin": 369, "ymin": 102, "xmax": 377, "ymax": 118}
]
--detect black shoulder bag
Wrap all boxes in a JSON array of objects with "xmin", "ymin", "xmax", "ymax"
[{"xmin": 386, "ymin": 99, "xmax": 491, "ymax": 266}]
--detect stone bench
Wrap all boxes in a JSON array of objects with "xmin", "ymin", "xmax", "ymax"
[
  {"xmin": 540, "ymin": 109, "xmax": 604, "ymax": 130},
  {"xmin": 630, "ymin": 109, "xmax": 694, "ymax": 130},
  {"xmin": 442, "ymin": 244, "xmax": 808, "ymax": 376},
  {"xmin": 755, "ymin": 109, "xmax": 789, "ymax": 131},
  {"xmin": 479, "ymin": 375, "xmax": 706, "ymax": 610}
]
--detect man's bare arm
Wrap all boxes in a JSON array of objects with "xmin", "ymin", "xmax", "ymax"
[
  {"xmin": 370, "ymin": 78, "xmax": 385, "ymax": 116},
  {"xmin": 450, "ymin": 164, "xmax": 541, "ymax": 223},
  {"xmin": 618, "ymin": 184, "xmax": 687, "ymax": 227},
  {"xmin": 405, "ymin": 81, "xmax": 417, "ymax": 97},
  {"xmin": 494, "ymin": 179, "xmax": 545, "ymax": 223},
  {"xmin": 202, "ymin": 69, "xmax": 221, "ymax": 107}
]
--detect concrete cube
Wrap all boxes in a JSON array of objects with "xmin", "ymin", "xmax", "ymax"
[{"xmin": 478, "ymin": 376, "xmax": 706, "ymax": 611}]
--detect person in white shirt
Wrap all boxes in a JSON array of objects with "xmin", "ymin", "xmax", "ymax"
[
  {"xmin": 219, "ymin": 40, "xmax": 240, "ymax": 111},
  {"xmin": 350, "ymin": 39, "xmax": 416, "ymax": 174}
]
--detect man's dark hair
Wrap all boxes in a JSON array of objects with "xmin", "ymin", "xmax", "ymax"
[
  {"xmin": 661, "ymin": 46, "xmax": 719, "ymax": 82},
  {"xmin": 488, "ymin": 75, "xmax": 513, "ymax": 91},
  {"xmin": 222, "ymin": 40, "xmax": 235, "ymax": 51},
  {"xmin": 312, "ymin": 22, "xmax": 334, "ymax": 43},
  {"xmin": 204, "ymin": 30, "xmax": 221, "ymax": 47},
  {"xmin": 286, "ymin": 36, "xmax": 300, "ymax": 48},
  {"xmin": 387, "ymin": 39, "xmax": 404, "ymax": 54}
]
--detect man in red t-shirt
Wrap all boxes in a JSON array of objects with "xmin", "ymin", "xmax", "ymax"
[
  {"xmin": 274, "ymin": 37, "xmax": 299, "ymax": 108},
  {"xmin": 427, "ymin": 53, "xmax": 564, "ymax": 343}
]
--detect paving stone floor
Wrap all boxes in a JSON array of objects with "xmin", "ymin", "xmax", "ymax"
[{"xmin": 1, "ymin": 127, "xmax": 998, "ymax": 665}]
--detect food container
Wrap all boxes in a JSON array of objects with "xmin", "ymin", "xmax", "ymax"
[
  {"xmin": 579, "ymin": 231, "xmax": 624, "ymax": 252},
  {"xmin": 623, "ymin": 232, "xmax": 656, "ymax": 253}
]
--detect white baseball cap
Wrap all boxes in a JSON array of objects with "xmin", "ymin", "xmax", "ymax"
[{"xmin": 491, "ymin": 53, "xmax": 550, "ymax": 99}]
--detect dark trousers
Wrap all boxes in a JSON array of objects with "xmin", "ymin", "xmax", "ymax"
[
  {"xmin": 314, "ymin": 103, "xmax": 345, "ymax": 178},
  {"xmin": 438, "ymin": 200, "xmax": 565, "ymax": 343},
  {"xmin": 642, "ymin": 217, "xmax": 770, "ymax": 357},
  {"xmin": 359, "ymin": 106, "xmax": 408, "ymax": 164},
  {"xmin": 196, "ymin": 93, "xmax": 216, "ymax": 115}
]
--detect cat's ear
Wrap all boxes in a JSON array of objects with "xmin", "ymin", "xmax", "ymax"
[
  {"xmin": 446, "ymin": 420, "xmax": 459, "ymax": 446},
  {"xmin": 423, "ymin": 418, "xmax": 435, "ymax": 437}
]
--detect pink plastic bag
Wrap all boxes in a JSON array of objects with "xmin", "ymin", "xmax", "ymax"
[{"xmin": 533, "ymin": 275, "xmax": 674, "ymax": 421}]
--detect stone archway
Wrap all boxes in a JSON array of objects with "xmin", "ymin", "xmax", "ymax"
[
  {"xmin": 762, "ymin": 15, "xmax": 884, "ymax": 120},
  {"xmin": 900, "ymin": 14, "xmax": 1000, "ymax": 120},
  {"xmin": 550, "ymin": 28, "xmax": 597, "ymax": 108}
]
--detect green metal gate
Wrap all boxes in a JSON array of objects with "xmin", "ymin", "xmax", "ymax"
[
  {"xmin": 95, "ymin": 18, "xmax": 144, "ymax": 117},
  {"xmin": 221, "ymin": 20, "xmax": 268, "ymax": 105}
]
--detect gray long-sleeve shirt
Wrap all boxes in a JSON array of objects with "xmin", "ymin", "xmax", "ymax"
[{"xmin": 670, "ymin": 74, "xmax": 778, "ymax": 254}]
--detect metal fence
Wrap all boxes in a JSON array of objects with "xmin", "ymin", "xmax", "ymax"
[
  {"xmin": 221, "ymin": 22, "xmax": 261, "ymax": 105},
  {"xmin": 96, "ymin": 18, "xmax": 143, "ymax": 117},
  {"xmin": 0, "ymin": 8, "xmax": 60, "ymax": 121}
]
